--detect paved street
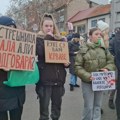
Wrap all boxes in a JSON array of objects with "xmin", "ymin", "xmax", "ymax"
[{"xmin": 22, "ymin": 70, "xmax": 116, "ymax": 120}]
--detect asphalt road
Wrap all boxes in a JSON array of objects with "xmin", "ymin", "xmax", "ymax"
[{"xmin": 22, "ymin": 71, "xmax": 116, "ymax": 120}]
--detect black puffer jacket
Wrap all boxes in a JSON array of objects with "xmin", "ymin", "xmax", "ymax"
[
  {"xmin": 0, "ymin": 70, "xmax": 25, "ymax": 111},
  {"xmin": 36, "ymin": 33, "xmax": 67, "ymax": 87},
  {"xmin": 109, "ymin": 30, "xmax": 120, "ymax": 70}
]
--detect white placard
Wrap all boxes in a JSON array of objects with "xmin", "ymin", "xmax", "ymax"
[{"xmin": 92, "ymin": 71, "xmax": 116, "ymax": 91}]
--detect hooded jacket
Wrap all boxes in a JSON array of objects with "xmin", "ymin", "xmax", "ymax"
[{"xmin": 36, "ymin": 31, "xmax": 67, "ymax": 87}]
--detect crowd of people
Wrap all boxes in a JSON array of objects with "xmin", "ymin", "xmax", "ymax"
[{"xmin": 0, "ymin": 13, "xmax": 120, "ymax": 120}]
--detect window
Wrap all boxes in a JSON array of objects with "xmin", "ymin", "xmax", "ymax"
[
  {"xmin": 73, "ymin": 26, "xmax": 75, "ymax": 32},
  {"xmin": 77, "ymin": 25, "xmax": 85, "ymax": 34},
  {"xmin": 59, "ymin": 15, "xmax": 64, "ymax": 22},
  {"xmin": 116, "ymin": 12, "xmax": 120, "ymax": 21},
  {"xmin": 56, "ymin": 8, "xmax": 65, "ymax": 31},
  {"xmin": 56, "ymin": 9, "xmax": 65, "ymax": 22},
  {"xmin": 91, "ymin": 20, "xmax": 97, "ymax": 27},
  {"xmin": 99, "ymin": 18, "xmax": 105, "ymax": 22}
]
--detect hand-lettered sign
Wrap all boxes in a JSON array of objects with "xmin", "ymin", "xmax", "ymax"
[
  {"xmin": 92, "ymin": 71, "xmax": 116, "ymax": 91},
  {"xmin": 0, "ymin": 25, "xmax": 36, "ymax": 71},
  {"xmin": 44, "ymin": 40, "xmax": 69, "ymax": 63}
]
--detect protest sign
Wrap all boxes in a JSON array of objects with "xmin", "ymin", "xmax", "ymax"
[
  {"xmin": 92, "ymin": 71, "xmax": 116, "ymax": 91},
  {"xmin": 44, "ymin": 40, "xmax": 69, "ymax": 63},
  {"xmin": 0, "ymin": 25, "xmax": 36, "ymax": 71}
]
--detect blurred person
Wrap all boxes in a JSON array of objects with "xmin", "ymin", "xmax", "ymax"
[
  {"xmin": 0, "ymin": 16, "xmax": 25, "ymax": 120},
  {"xmin": 97, "ymin": 20, "xmax": 109, "ymax": 48},
  {"xmin": 68, "ymin": 33, "xmax": 80, "ymax": 91},
  {"xmin": 74, "ymin": 28, "xmax": 115, "ymax": 120},
  {"xmin": 109, "ymin": 27, "xmax": 120, "ymax": 120},
  {"xmin": 97, "ymin": 20, "xmax": 116, "ymax": 110}
]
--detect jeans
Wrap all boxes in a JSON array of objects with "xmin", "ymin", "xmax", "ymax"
[
  {"xmin": 81, "ymin": 82, "xmax": 103, "ymax": 120},
  {"xmin": 70, "ymin": 74, "xmax": 77, "ymax": 85}
]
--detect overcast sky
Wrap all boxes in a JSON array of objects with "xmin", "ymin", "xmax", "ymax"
[{"xmin": 0, "ymin": 0, "xmax": 10, "ymax": 15}]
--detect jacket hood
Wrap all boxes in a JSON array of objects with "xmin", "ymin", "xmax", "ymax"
[{"xmin": 37, "ymin": 31, "xmax": 62, "ymax": 40}]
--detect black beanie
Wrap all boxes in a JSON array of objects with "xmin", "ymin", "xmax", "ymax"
[{"xmin": 72, "ymin": 33, "xmax": 80, "ymax": 38}]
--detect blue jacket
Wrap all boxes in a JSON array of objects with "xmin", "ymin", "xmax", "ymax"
[{"xmin": 68, "ymin": 40, "xmax": 80, "ymax": 74}]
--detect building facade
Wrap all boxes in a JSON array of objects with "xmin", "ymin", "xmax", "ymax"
[
  {"xmin": 54, "ymin": 0, "xmax": 89, "ymax": 32},
  {"xmin": 68, "ymin": 4, "xmax": 111, "ymax": 35},
  {"xmin": 110, "ymin": 0, "xmax": 120, "ymax": 31}
]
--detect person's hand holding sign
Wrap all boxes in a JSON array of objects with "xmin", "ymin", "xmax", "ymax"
[
  {"xmin": 64, "ymin": 62, "xmax": 70, "ymax": 67},
  {"xmin": 47, "ymin": 31, "xmax": 53, "ymax": 37},
  {"xmin": 3, "ymin": 68, "xmax": 10, "ymax": 71},
  {"xmin": 100, "ymin": 68, "xmax": 108, "ymax": 72},
  {"xmin": 89, "ymin": 76, "xmax": 95, "ymax": 81}
]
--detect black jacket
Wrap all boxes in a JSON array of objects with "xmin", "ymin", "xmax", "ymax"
[
  {"xmin": 68, "ymin": 41, "xmax": 80, "ymax": 74},
  {"xmin": 0, "ymin": 70, "xmax": 25, "ymax": 111},
  {"xmin": 36, "ymin": 34, "xmax": 67, "ymax": 87},
  {"xmin": 109, "ymin": 30, "xmax": 120, "ymax": 70}
]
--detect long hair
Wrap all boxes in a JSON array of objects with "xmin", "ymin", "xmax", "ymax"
[{"xmin": 40, "ymin": 13, "xmax": 60, "ymax": 36}]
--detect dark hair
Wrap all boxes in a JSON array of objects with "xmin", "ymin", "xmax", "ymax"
[
  {"xmin": 44, "ymin": 13, "xmax": 53, "ymax": 19},
  {"xmin": 72, "ymin": 33, "xmax": 80, "ymax": 38},
  {"xmin": 89, "ymin": 28, "xmax": 99, "ymax": 36}
]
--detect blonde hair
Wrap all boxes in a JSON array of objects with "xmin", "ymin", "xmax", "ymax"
[{"xmin": 40, "ymin": 13, "xmax": 60, "ymax": 36}]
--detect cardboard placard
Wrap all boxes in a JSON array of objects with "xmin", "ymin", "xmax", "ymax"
[
  {"xmin": 44, "ymin": 40, "xmax": 69, "ymax": 63},
  {"xmin": 0, "ymin": 25, "xmax": 36, "ymax": 71},
  {"xmin": 92, "ymin": 71, "xmax": 116, "ymax": 91}
]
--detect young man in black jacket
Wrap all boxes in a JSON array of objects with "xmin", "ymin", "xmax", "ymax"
[{"xmin": 109, "ymin": 27, "xmax": 120, "ymax": 120}]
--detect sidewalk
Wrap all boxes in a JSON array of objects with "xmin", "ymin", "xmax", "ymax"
[{"xmin": 22, "ymin": 73, "xmax": 116, "ymax": 120}]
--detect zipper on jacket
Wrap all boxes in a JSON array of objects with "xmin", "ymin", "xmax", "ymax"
[{"xmin": 55, "ymin": 66, "xmax": 59, "ymax": 80}]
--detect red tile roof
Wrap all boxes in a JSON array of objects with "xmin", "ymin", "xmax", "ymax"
[{"xmin": 68, "ymin": 4, "xmax": 111, "ymax": 23}]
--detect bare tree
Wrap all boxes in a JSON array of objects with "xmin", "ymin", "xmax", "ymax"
[{"xmin": 6, "ymin": 0, "xmax": 74, "ymax": 31}]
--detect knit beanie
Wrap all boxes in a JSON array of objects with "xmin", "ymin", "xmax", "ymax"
[
  {"xmin": 97, "ymin": 20, "xmax": 109, "ymax": 31},
  {"xmin": 0, "ymin": 16, "xmax": 16, "ymax": 28}
]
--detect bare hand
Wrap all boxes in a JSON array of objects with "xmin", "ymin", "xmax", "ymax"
[
  {"xmin": 47, "ymin": 31, "xmax": 53, "ymax": 37},
  {"xmin": 3, "ymin": 68, "xmax": 10, "ymax": 71},
  {"xmin": 100, "ymin": 68, "xmax": 108, "ymax": 72},
  {"xmin": 89, "ymin": 76, "xmax": 95, "ymax": 81},
  {"xmin": 64, "ymin": 62, "xmax": 70, "ymax": 67}
]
